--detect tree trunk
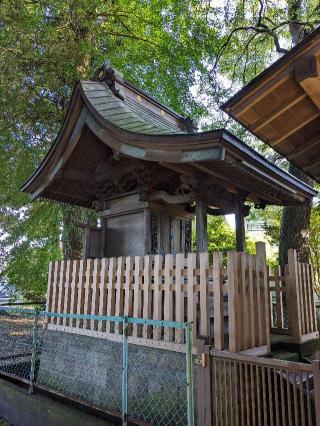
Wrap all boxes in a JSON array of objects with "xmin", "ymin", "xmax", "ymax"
[
  {"xmin": 279, "ymin": 0, "xmax": 315, "ymax": 265},
  {"xmin": 279, "ymin": 165, "xmax": 313, "ymax": 265},
  {"xmin": 61, "ymin": 204, "xmax": 97, "ymax": 259}
]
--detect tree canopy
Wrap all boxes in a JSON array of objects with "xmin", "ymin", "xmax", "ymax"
[{"xmin": 1, "ymin": 0, "xmax": 319, "ymax": 299}]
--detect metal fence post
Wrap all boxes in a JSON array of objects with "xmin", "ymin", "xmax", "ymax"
[
  {"xmin": 29, "ymin": 310, "xmax": 39, "ymax": 395},
  {"xmin": 185, "ymin": 323, "xmax": 194, "ymax": 426},
  {"xmin": 122, "ymin": 316, "xmax": 128, "ymax": 426}
]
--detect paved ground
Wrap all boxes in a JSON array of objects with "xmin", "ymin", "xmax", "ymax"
[{"xmin": 0, "ymin": 378, "xmax": 115, "ymax": 426}]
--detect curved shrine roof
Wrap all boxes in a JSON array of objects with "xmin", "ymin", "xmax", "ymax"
[{"xmin": 21, "ymin": 66, "xmax": 317, "ymax": 209}]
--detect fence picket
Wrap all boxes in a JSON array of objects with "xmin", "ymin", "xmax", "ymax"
[
  {"xmin": 84, "ymin": 259, "xmax": 94, "ymax": 329},
  {"xmin": 143, "ymin": 255, "xmax": 152, "ymax": 339},
  {"xmin": 90, "ymin": 258, "xmax": 100, "ymax": 330},
  {"xmin": 63, "ymin": 260, "xmax": 73, "ymax": 326},
  {"xmin": 98, "ymin": 258, "xmax": 108, "ymax": 332},
  {"xmin": 106, "ymin": 258, "xmax": 116, "ymax": 333},
  {"xmin": 57, "ymin": 260, "xmax": 66, "ymax": 326},
  {"xmin": 69, "ymin": 260, "xmax": 80, "ymax": 327},
  {"xmin": 175, "ymin": 253, "xmax": 185, "ymax": 343},
  {"xmin": 124, "ymin": 257, "xmax": 134, "ymax": 334},
  {"xmin": 164, "ymin": 254, "xmax": 173, "ymax": 341},
  {"xmin": 133, "ymin": 256, "xmax": 143, "ymax": 337},
  {"xmin": 115, "ymin": 257, "xmax": 125, "ymax": 334},
  {"xmin": 76, "ymin": 260, "xmax": 86, "ymax": 328},
  {"xmin": 51, "ymin": 261, "xmax": 61, "ymax": 324},
  {"xmin": 45, "ymin": 261, "xmax": 54, "ymax": 315},
  {"xmin": 248, "ymin": 256, "xmax": 256, "ymax": 348},
  {"xmin": 153, "ymin": 255, "xmax": 163, "ymax": 340},
  {"xmin": 187, "ymin": 253, "xmax": 197, "ymax": 343},
  {"xmin": 213, "ymin": 252, "xmax": 223, "ymax": 350}
]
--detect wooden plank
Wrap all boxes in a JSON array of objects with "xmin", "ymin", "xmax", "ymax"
[
  {"xmin": 90, "ymin": 258, "xmax": 100, "ymax": 330},
  {"xmin": 199, "ymin": 252, "xmax": 210, "ymax": 337},
  {"xmin": 287, "ymin": 249, "xmax": 302, "ymax": 343},
  {"xmin": 235, "ymin": 252, "xmax": 243, "ymax": 351},
  {"xmin": 306, "ymin": 264, "xmax": 314, "ymax": 333},
  {"xmin": 187, "ymin": 253, "xmax": 197, "ymax": 343},
  {"xmin": 272, "ymin": 110, "xmax": 320, "ymax": 146},
  {"xmin": 63, "ymin": 260, "xmax": 73, "ymax": 326},
  {"xmin": 106, "ymin": 258, "xmax": 116, "ymax": 333},
  {"xmin": 309, "ymin": 265, "xmax": 318, "ymax": 332},
  {"xmin": 115, "ymin": 257, "xmax": 125, "ymax": 334},
  {"xmin": 302, "ymin": 263, "xmax": 309, "ymax": 334},
  {"xmin": 76, "ymin": 260, "xmax": 86, "ymax": 329},
  {"xmin": 143, "ymin": 255, "xmax": 152, "ymax": 339},
  {"xmin": 256, "ymin": 256, "xmax": 263, "ymax": 347},
  {"xmin": 241, "ymin": 253, "xmax": 250, "ymax": 350},
  {"xmin": 250, "ymin": 92, "xmax": 307, "ymax": 132},
  {"xmin": 175, "ymin": 253, "xmax": 185, "ymax": 343},
  {"xmin": 50, "ymin": 261, "xmax": 60, "ymax": 324},
  {"xmin": 248, "ymin": 256, "xmax": 256, "ymax": 347},
  {"xmin": 133, "ymin": 256, "xmax": 143, "ymax": 337},
  {"xmin": 153, "ymin": 255, "xmax": 163, "ymax": 340},
  {"xmin": 274, "ymin": 266, "xmax": 283, "ymax": 329},
  {"xmin": 196, "ymin": 338, "xmax": 212, "ymax": 426},
  {"xmin": 164, "ymin": 254, "xmax": 174, "ymax": 341},
  {"xmin": 228, "ymin": 251, "xmax": 238, "ymax": 352},
  {"xmin": 45, "ymin": 262, "xmax": 54, "ymax": 314},
  {"xmin": 98, "ymin": 258, "xmax": 108, "ymax": 332},
  {"xmin": 69, "ymin": 260, "xmax": 80, "ymax": 328},
  {"xmin": 57, "ymin": 260, "xmax": 66, "ymax": 326},
  {"xmin": 83, "ymin": 258, "xmax": 94, "ymax": 329},
  {"xmin": 124, "ymin": 256, "xmax": 134, "ymax": 333},
  {"xmin": 262, "ymin": 259, "xmax": 271, "ymax": 352},
  {"xmin": 288, "ymin": 132, "xmax": 320, "ymax": 160},
  {"xmin": 213, "ymin": 252, "xmax": 224, "ymax": 350}
]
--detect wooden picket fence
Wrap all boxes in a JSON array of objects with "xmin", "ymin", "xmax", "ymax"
[
  {"xmin": 199, "ymin": 349, "xmax": 320, "ymax": 426},
  {"xmin": 269, "ymin": 249, "xmax": 319, "ymax": 344},
  {"xmin": 45, "ymin": 245, "xmax": 270, "ymax": 353}
]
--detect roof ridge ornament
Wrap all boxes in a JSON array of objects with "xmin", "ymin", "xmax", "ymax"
[{"xmin": 94, "ymin": 63, "xmax": 125, "ymax": 100}]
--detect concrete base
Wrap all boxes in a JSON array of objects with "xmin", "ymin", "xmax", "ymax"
[{"xmin": 0, "ymin": 377, "xmax": 114, "ymax": 426}]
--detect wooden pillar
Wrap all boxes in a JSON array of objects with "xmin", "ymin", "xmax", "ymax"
[
  {"xmin": 144, "ymin": 208, "xmax": 152, "ymax": 255},
  {"xmin": 235, "ymin": 203, "xmax": 245, "ymax": 252},
  {"xmin": 196, "ymin": 201, "xmax": 208, "ymax": 253}
]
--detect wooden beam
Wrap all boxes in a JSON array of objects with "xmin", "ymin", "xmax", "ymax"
[
  {"xmin": 287, "ymin": 133, "xmax": 320, "ymax": 160},
  {"xmin": 235, "ymin": 203, "xmax": 245, "ymax": 252},
  {"xmin": 295, "ymin": 55, "xmax": 320, "ymax": 109},
  {"xmin": 250, "ymin": 93, "xmax": 307, "ymax": 132},
  {"xmin": 195, "ymin": 201, "xmax": 208, "ymax": 253},
  {"xmin": 147, "ymin": 190, "xmax": 195, "ymax": 205},
  {"xmin": 230, "ymin": 75, "xmax": 291, "ymax": 117},
  {"xmin": 272, "ymin": 110, "xmax": 320, "ymax": 147}
]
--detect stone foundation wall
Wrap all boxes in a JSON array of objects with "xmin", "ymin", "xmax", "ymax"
[{"xmin": 37, "ymin": 330, "xmax": 189, "ymax": 423}]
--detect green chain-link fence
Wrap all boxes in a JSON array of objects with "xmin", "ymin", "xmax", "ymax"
[{"xmin": 0, "ymin": 307, "xmax": 194, "ymax": 426}]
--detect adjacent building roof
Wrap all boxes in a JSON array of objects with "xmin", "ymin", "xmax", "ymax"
[
  {"xmin": 222, "ymin": 27, "xmax": 320, "ymax": 182},
  {"xmin": 21, "ymin": 65, "xmax": 317, "ymax": 209}
]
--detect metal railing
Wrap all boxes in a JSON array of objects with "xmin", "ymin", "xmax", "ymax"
[{"xmin": 0, "ymin": 307, "xmax": 194, "ymax": 426}]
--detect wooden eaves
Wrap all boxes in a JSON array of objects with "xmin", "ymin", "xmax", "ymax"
[
  {"xmin": 21, "ymin": 68, "xmax": 317, "ymax": 211},
  {"xmin": 222, "ymin": 26, "xmax": 320, "ymax": 182}
]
